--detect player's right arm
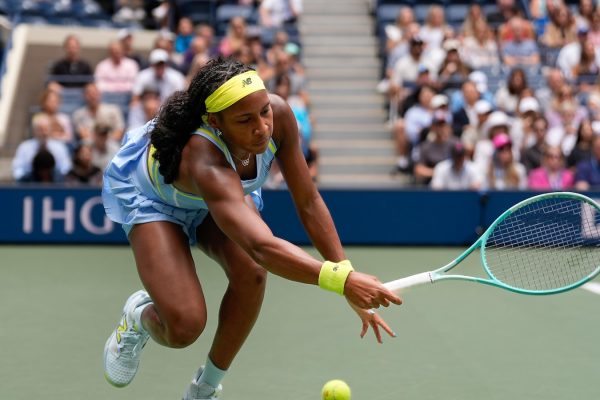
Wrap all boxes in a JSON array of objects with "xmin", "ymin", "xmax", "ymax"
[{"xmin": 181, "ymin": 136, "xmax": 400, "ymax": 310}]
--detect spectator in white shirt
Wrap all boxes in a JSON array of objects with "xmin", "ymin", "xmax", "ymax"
[
  {"xmin": 12, "ymin": 114, "xmax": 72, "ymax": 182},
  {"xmin": 131, "ymin": 48, "xmax": 186, "ymax": 106},
  {"xmin": 431, "ymin": 141, "xmax": 481, "ymax": 190}
]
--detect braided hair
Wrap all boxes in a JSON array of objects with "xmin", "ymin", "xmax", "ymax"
[{"xmin": 150, "ymin": 57, "xmax": 253, "ymax": 183}]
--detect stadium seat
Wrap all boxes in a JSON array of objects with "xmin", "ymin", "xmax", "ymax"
[
  {"xmin": 414, "ymin": 4, "xmax": 430, "ymax": 23},
  {"xmin": 445, "ymin": 4, "xmax": 470, "ymax": 25},
  {"xmin": 216, "ymin": 4, "xmax": 255, "ymax": 25},
  {"xmin": 102, "ymin": 91, "xmax": 132, "ymax": 118},
  {"xmin": 176, "ymin": 0, "xmax": 216, "ymax": 26},
  {"xmin": 59, "ymin": 87, "xmax": 86, "ymax": 115}
]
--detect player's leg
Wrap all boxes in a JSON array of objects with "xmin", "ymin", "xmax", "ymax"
[
  {"xmin": 130, "ymin": 221, "xmax": 208, "ymax": 347},
  {"xmin": 104, "ymin": 221, "xmax": 208, "ymax": 388},
  {"xmin": 183, "ymin": 214, "xmax": 267, "ymax": 399}
]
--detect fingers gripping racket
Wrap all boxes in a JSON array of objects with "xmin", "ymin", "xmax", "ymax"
[{"xmin": 384, "ymin": 192, "xmax": 600, "ymax": 295}]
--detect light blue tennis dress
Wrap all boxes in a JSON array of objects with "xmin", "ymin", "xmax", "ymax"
[{"xmin": 102, "ymin": 121, "xmax": 278, "ymax": 245}]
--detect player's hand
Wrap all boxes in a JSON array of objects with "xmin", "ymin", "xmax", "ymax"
[
  {"xmin": 343, "ymin": 271, "xmax": 402, "ymax": 310},
  {"xmin": 347, "ymin": 300, "xmax": 397, "ymax": 343}
]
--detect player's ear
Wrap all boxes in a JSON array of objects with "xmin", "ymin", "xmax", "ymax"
[{"xmin": 207, "ymin": 113, "xmax": 220, "ymax": 130}]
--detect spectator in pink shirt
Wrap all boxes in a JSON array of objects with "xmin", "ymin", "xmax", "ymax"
[
  {"xmin": 94, "ymin": 41, "xmax": 139, "ymax": 93},
  {"xmin": 528, "ymin": 145, "xmax": 574, "ymax": 190}
]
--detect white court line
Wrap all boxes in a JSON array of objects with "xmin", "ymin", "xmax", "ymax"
[{"xmin": 582, "ymin": 282, "xmax": 600, "ymax": 295}]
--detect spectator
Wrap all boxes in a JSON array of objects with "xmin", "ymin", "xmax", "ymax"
[
  {"xmin": 460, "ymin": 19, "xmax": 501, "ymax": 70},
  {"xmin": 413, "ymin": 110, "xmax": 457, "ymax": 185},
  {"xmin": 574, "ymin": 0, "xmax": 596, "ymax": 30},
  {"xmin": 573, "ymin": 39, "xmax": 600, "ymax": 90},
  {"xmin": 118, "ymin": 28, "xmax": 145, "ymax": 68},
  {"xmin": 72, "ymin": 83, "xmax": 125, "ymax": 142},
  {"xmin": 34, "ymin": 88, "xmax": 74, "ymax": 144},
  {"xmin": 419, "ymin": 6, "xmax": 450, "ymax": 50},
  {"xmin": 545, "ymin": 87, "xmax": 588, "ymax": 154},
  {"xmin": 48, "ymin": 35, "xmax": 93, "ymax": 87},
  {"xmin": 528, "ymin": 145, "xmax": 574, "ymax": 190},
  {"xmin": 574, "ymin": 135, "xmax": 600, "ymax": 190},
  {"xmin": 131, "ymin": 49, "xmax": 186, "ymax": 106},
  {"xmin": 510, "ymin": 96, "xmax": 541, "ymax": 155},
  {"xmin": 541, "ymin": 4, "xmax": 578, "ymax": 48},
  {"xmin": 501, "ymin": 17, "xmax": 541, "ymax": 66},
  {"xmin": 452, "ymin": 80, "xmax": 481, "ymax": 138},
  {"xmin": 403, "ymin": 86, "xmax": 437, "ymax": 145},
  {"xmin": 389, "ymin": 36, "xmax": 428, "ymax": 96},
  {"xmin": 495, "ymin": 67, "xmax": 530, "ymax": 115},
  {"xmin": 266, "ymin": 30, "xmax": 291, "ymax": 65},
  {"xmin": 461, "ymin": 99, "xmax": 493, "ymax": 158},
  {"xmin": 195, "ymin": 23, "xmax": 219, "ymax": 57},
  {"xmin": 259, "ymin": 0, "xmax": 303, "ymax": 28},
  {"xmin": 12, "ymin": 114, "xmax": 72, "ymax": 182},
  {"xmin": 461, "ymin": 4, "xmax": 487, "ymax": 38},
  {"xmin": 219, "ymin": 16, "xmax": 248, "ymax": 58},
  {"xmin": 154, "ymin": 30, "xmax": 185, "ymax": 72},
  {"xmin": 450, "ymin": 71, "xmax": 495, "ymax": 113},
  {"xmin": 431, "ymin": 141, "xmax": 481, "ymax": 190},
  {"xmin": 535, "ymin": 68, "xmax": 566, "ymax": 111},
  {"xmin": 90, "ymin": 124, "xmax": 121, "ymax": 171},
  {"xmin": 384, "ymin": 22, "xmax": 421, "ymax": 86},
  {"xmin": 567, "ymin": 119, "xmax": 597, "ymax": 168},
  {"xmin": 436, "ymin": 40, "xmax": 470, "ymax": 91},
  {"xmin": 266, "ymin": 51, "xmax": 309, "ymax": 107},
  {"xmin": 483, "ymin": 133, "xmax": 527, "ymax": 190},
  {"xmin": 588, "ymin": 8, "xmax": 600, "ymax": 46},
  {"xmin": 384, "ymin": 7, "xmax": 415, "ymax": 54},
  {"xmin": 521, "ymin": 114, "xmax": 549, "ymax": 172},
  {"xmin": 557, "ymin": 27, "xmax": 600, "ymax": 80},
  {"xmin": 473, "ymin": 110, "xmax": 513, "ymax": 172},
  {"xmin": 184, "ymin": 36, "xmax": 211, "ymax": 81},
  {"xmin": 487, "ymin": 0, "xmax": 520, "ymax": 27},
  {"xmin": 127, "ymin": 87, "xmax": 161, "ymax": 131},
  {"xmin": 66, "ymin": 143, "xmax": 103, "ymax": 186},
  {"xmin": 94, "ymin": 41, "xmax": 139, "ymax": 93},
  {"xmin": 29, "ymin": 147, "xmax": 57, "ymax": 183},
  {"xmin": 175, "ymin": 17, "xmax": 195, "ymax": 54}
]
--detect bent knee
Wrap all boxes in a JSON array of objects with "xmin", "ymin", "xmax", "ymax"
[{"xmin": 164, "ymin": 309, "xmax": 207, "ymax": 348}]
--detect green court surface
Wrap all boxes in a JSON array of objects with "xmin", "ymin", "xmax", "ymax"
[{"xmin": 1, "ymin": 245, "xmax": 598, "ymax": 400}]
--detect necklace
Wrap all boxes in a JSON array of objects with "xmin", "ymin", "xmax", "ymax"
[{"xmin": 231, "ymin": 151, "xmax": 251, "ymax": 167}]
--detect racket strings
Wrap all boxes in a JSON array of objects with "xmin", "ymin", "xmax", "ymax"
[{"xmin": 483, "ymin": 197, "xmax": 600, "ymax": 292}]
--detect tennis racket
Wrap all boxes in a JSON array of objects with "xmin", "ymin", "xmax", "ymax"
[{"xmin": 384, "ymin": 192, "xmax": 600, "ymax": 295}]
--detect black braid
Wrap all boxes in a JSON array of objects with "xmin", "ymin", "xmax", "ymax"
[{"xmin": 149, "ymin": 57, "xmax": 253, "ymax": 183}]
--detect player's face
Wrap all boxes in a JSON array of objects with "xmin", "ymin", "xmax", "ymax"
[{"xmin": 216, "ymin": 90, "xmax": 274, "ymax": 154}]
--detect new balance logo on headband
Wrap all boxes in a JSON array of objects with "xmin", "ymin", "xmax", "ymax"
[{"xmin": 242, "ymin": 77, "xmax": 252, "ymax": 88}]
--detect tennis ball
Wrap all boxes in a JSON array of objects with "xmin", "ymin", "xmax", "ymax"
[{"xmin": 321, "ymin": 379, "xmax": 351, "ymax": 400}]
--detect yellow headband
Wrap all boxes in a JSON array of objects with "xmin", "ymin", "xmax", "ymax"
[{"xmin": 204, "ymin": 71, "xmax": 266, "ymax": 120}]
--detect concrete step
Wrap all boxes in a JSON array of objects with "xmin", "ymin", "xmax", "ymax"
[
  {"xmin": 310, "ymin": 93, "xmax": 384, "ymax": 104},
  {"xmin": 315, "ymin": 129, "xmax": 390, "ymax": 140},
  {"xmin": 307, "ymin": 79, "xmax": 376, "ymax": 90},
  {"xmin": 299, "ymin": 25, "xmax": 373, "ymax": 36},
  {"xmin": 305, "ymin": 57, "xmax": 380, "ymax": 68},
  {"xmin": 314, "ymin": 139, "xmax": 393, "ymax": 149},
  {"xmin": 320, "ymin": 161, "xmax": 395, "ymax": 175},
  {"xmin": 303, "ymin": 46, "xmax": 378, "ymax": 57},
  {"xmin": 300, "ymin": 15, "xmax": 370, "ymax": 26},
  {"xmin": 312, "ymin": 107, "xmax": 386, "ymax": 119},
  {"xmin": 302, "ymin": 36, "xmax": 378, "ymax": 47},
  {"xmin": 311, "ymin": 101, "xmax": 384, "ymax": 110},
  {"xmin": 319, "ymin": 146, "xmax": 394, "ymax": 157},
  {"xmin": 307, "ymin": 68, "xmax": 380, "ymax": 80}
]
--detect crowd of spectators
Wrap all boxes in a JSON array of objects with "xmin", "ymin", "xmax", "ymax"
[
  {"xmin": 10, "ymin": 0, "xmax": 318, "ymax": 187},
  {"xmin": 382, "ymin": 0, "xmax": 600, "ymax": 191}
]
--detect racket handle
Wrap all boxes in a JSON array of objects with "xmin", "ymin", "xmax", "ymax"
[{"xmin": 384, "ymin": 272, "xmax": 433, "ymax": 294}]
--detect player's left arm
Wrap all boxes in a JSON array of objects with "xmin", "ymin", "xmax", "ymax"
[
  {"xmin": 270, "ymin": 94, "xmax": 344, "ymax": 262},
  {"xmin": 271, "ymin": 95, "xmax": 398, "ymax": 342}
]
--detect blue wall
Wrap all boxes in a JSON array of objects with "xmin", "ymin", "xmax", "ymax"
[{"xmin": 0, "ymin": 186, "xmax": 598, "ymax": 245}]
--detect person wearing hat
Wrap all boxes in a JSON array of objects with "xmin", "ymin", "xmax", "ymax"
[
  {"xmin": 431, "ymin": 141, "xmax": 481, "ymax": 190},
  {"xmin": 461, "ymin": 99, "xmax": 493, "ymax": 158},
  {"xmin": 510, "ymin": 96, "xmax": 541, "ymax": 157},
  {"xmin": 473, "ymin": 110, "xmax": 513, "ymax": 172},
  {"xmin": 131, "ymin": 48, "xmax": 186, "ymax": 106},
  {"xmin": 413, "ymin": 109, "xmax": 457, "ymax": 185},
  {"xmin": 94, "ymin": 40, "xmax": 140, "ymax": 93},
  {"xmin": 482, "ymin": 132, "xmax": 527, "ymax": 190},
  {"xmin": 389, "ymin": 33, "xmax": 428, "ymax": 97}
]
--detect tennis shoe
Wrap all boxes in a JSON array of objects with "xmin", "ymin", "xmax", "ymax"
[
  {"xmin": 103, "ymin": 290, "xmax": 152, "ymax": 387},
  {"xmin": 182, "ymin": 367, "xmax": 223, "ymax": 399}
]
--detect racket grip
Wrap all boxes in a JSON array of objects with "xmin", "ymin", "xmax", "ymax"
[{"xmin": 383, "ymin": 272, "xmax": 433, "ymax": 294}]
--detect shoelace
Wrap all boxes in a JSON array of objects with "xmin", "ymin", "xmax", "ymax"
[{"xmin": 117, "ymin": 329, "xmax": 148, "ymax": 358}]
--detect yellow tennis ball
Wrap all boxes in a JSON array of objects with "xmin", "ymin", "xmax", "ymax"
[{"xmin": 321, "ymin": 379, "xmax": 351, "ymax": 400}]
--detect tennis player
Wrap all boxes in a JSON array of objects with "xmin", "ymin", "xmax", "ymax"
[{"xmin": 101, "ymin": 57, "xmax": 402, "ymax": 399}]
